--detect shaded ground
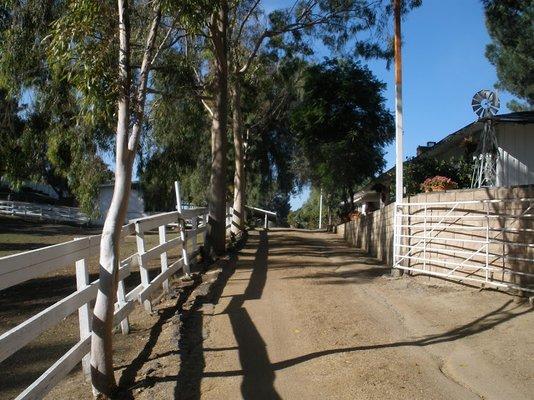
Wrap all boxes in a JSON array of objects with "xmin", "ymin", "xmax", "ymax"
[
  {"xmin": 0, "ymin": 216, "xmax": 199, "ymax": 400},
  {"xmin": 4, "ymin": 227, "xmax": 534, "ymax": 399}
]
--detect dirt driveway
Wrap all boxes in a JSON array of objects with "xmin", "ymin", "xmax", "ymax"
[
  {"xmin": 22, "ymin": 227, "xmax": 534, "ymax": 400},
  {"xmin": 178, "ymin": 228, "xmax": 533, "ymax": 400}
]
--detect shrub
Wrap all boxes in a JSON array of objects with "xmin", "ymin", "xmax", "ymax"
[{"xmin": 420, "ymin": 176, "xmax": 458, "ymax": 192}]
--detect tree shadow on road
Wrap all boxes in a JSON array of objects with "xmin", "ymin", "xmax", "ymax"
[
  {"xmin": 222, "ymin": 230, "xmax": 282, "ymax": 400},
  {"xmin": 202, "ymin": 298, "xmax": 531, "ymax": 379}
]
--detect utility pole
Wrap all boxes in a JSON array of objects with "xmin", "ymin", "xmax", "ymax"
[
  {"xmin": 394, "ymin": 0, "xmax": 404, "ymax": 206},
  {"xmin": 393, "ymin": 0, "xmax": 404, "ymax": 275},
  {"xmin": 318, "ymin": 188, "xmax": 323, "ymax": 230}
]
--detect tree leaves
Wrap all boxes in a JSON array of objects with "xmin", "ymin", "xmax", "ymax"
[
  {"xmin": 483, "ymin": 0, "xmax": 534, "ymax": 110},
  {"xmin": 290, "ymin": 58, "xmax": 394, "ymax": 210}
]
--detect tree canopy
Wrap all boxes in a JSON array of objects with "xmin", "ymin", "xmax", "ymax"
[
  {"xmin": 290, "ymin": 58, "xmax": 394, "ymax": 213},
  {"xmin": 483, "ymin": 0, "xmax": 534, "ymax": 111}
]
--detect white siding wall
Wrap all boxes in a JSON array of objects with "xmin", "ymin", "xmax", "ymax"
[
  {"xmin": 496, "ymin": 123, "xmax": 534, "ymax": 187},
  {"xmin": 97, "ymin": 186, "xmax": 145, "ymax": 224}
]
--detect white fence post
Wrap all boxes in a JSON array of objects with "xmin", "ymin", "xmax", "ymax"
[
  {"xmin": 135, "ymin": 225, "xmax": 153, "ymax": 313},
  {"xmin": 192, "ymin": 215, "xmax": 198, "ymax": 254},
  {"xmin": 116, "ymin": 279, "xmax": 130, "ymax": 334},
  {"xmin": 159, "ymin": 224, "xmax": 170, "ymax": 292},
  {"xmin": 174, "ymin": 181, "xmax": 182, "ymax": 212},
  {"xmin": 175, "ymin": 181, "xmax": 190, "ymax": 275},
  {"xmin": 181, "ymin": 221, "xmax": 190, "ymax": 275},
  {"xmin": 74, "ymin": 256, "xmax": 91, "ymax": 380}
]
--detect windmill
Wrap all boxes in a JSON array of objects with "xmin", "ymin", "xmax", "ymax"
[{"xmin": 471, "ymin": 90, "xmax": 500, "ymax": 188}]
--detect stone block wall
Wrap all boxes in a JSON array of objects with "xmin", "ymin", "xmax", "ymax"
[{"xmin": 336, "ymin": 186, "xmax": 534, "ymax": 291}]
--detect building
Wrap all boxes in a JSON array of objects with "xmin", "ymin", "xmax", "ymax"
[
  {"xmin": 351, "ymin": 111, "xmax": 534, "ymax": 214},
  {"xmin": 97, "ymin": 182, "xmax": 146, "ymax": 224}
]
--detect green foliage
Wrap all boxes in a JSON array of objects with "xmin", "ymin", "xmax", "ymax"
[
  {"xmin": 287, "ymin": 187, "xmax": 322, "ymax": 229},
  {"xmin": 483, "ymin": 0, "xmax": 534, "ymax": 110},
  {"xmin": 241, "ymin": 56, "xmax": 305, "ymax": 223},
  {"xmin": 290, "ymin": 58, "xmax": 394, "ymax": 211},
  {"xmin": 404, "ymin": 157, "xmax": 474, "ymax": 197},
  {"xmin": 0, "ymin": 1, "xmax": 113, "ymax": 215},
  {"xmin": 139, "ymin": 50, "xmax": 212, "ymax": 211}
]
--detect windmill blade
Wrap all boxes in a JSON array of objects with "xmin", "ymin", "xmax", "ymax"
[{"xmin": 472, "ymin": 89, "xmax": 500, "ymax": 118}]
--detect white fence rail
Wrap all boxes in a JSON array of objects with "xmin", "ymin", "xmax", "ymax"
[
  {"xmin": 393, "ymin": 198, "xmax": 534, "ymax": 293},
  {"xmin": 0, "ymin": 200, "xmax": 90, "ymax": 225},
  {"xmin": 245, "ymin": 205, "xmax": 277, "ymax": 229},
  {"xmin": 0, "ymin": 207, "xmax": 208, "ymax": 400}
]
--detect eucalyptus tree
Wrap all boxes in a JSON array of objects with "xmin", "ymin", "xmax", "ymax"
[
  {"xmin": 0, "ymin": 1, "xmax": 111, "ymax": 213},
  {"xmin": 48, "ymin": 0, "xmax": 190, "ymax": 395},
  {"xmin": 483, "ymin": 0, "xmax": 534, "ymax": 111},
  {"xmin": 290, "ymin": 58, "xmax": 395, "ymax": 211},
  {"xmin": 225, "ymin": 0, "xmax": 422, "ymax": 236}
]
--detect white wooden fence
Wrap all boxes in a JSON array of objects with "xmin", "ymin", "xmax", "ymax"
[
  {"xmin": 0, "ymin": 200, "xmax": 90, "ymax": 225},
  {"xmin": 246, "ymin": 205, "xmax": 277, "ymax": 229},
  {"xmin": 0, "ymin": 206, "xmax": 208, "ymax": 400}
]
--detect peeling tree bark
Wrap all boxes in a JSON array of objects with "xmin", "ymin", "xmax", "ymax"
[
  {"xmin": 207, "ymin": 0, "xmax": 229, "ymax": 256},
  {"xmin": 231, "ymin": 76, "xmax": 245, "ymax": 236},
  {"xmin": 90, "ymin": 1, "xmax": 161, "ymax": 396}
]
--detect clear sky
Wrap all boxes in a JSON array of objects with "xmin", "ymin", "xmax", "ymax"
[{"xmin": 286, "ymin": 0, "xmax": 516, "ymax": 210}]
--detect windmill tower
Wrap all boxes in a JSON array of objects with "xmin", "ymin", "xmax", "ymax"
[{"xmin": 471, "ymin": 90, "xmax": 500, "ymax": 188}]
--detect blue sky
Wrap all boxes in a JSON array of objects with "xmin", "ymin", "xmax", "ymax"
[{"xmin": 286, "ymin": 0, "xmax": 515, "ymax": 210}]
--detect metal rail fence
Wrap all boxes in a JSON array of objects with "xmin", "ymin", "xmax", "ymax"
[{"xmin": 393, "ymin": 198, "xmax": 534, "ymax": 293}]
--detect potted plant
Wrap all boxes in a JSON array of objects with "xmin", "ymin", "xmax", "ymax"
[
  {"xmin": 348, "ymin": 210, "xmax": 362, "ymax": 220},
  {"xmin": 420, "ymin": 176, "xmax": 458, "ymax": 192}
]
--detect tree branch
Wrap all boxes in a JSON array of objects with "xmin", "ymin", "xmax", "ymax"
[{"xmin": 128, "ymin": 1, "xmax": 162, "ymax": 153}]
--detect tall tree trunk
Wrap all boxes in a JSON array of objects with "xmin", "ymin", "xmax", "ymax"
[
  {"xmin": 207, "ymin": 0, "xmax": 229, "ymax": 255},
  {"xmin": 90, "ymin": 1, "xmax": 131, "ymax": 395},
  {"xmin": 231, "ymin": 76, "xmax": 245, "ymax": 236},
  {"xmin": 90, "ymin": 1, "xmax": 160, "ymax": 396}
]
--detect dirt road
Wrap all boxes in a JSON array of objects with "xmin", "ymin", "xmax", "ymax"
[
  {"xmin": 43, "ymin": 228, "xmax": 534, "ymax": 400},
  {"xmin": 188, "ymin": 228, "xmax": 533, "ymax": 400}
]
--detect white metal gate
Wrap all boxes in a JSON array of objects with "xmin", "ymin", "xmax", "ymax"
[{"xmin": 393, "ymin": 197, "xmax": 534, "ymax": 293}]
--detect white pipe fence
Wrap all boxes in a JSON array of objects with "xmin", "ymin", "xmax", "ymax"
[
  {"xmin": 0, "ymin": 200, "xmax": 90, "ymax": 225},
  {"xmin": 393, "ymin": 197, "xmax": 534, "ymax": 293},
  {"xmin": 0, "ymin": 206, "xmax": 208, "ymax": 400}
]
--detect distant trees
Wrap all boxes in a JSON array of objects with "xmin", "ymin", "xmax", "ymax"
[
  {"xmin": 0, "ymin": 1, "xmax": 111, "ymax": 213},
  {"xmin": 291, "ymin": 58, "xmax": 394, "ymax": 216},
  {"xmin": 287, "ymin": 187, "xmax": 323, "ymax": 229},
  {"xmin": 483, "ymin": 0, "xmax": 534, "ymax": 111}
]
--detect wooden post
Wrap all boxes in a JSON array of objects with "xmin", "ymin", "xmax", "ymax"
[
  {"xmin": 75, "ymin": 256, "xmax": 91, "ymax": 380},
  {"xmin": 174, "ymin": 181, "xmax": 182, "ymax": 211},
  {"xmin": 264, "ymin": 213, "xmax": 268, "ymax": 230},
  {"xmin": 175, "ymin": 180, "xmax": 190, "ymax": 275},
  {"xmin": 116, "ymin": 279, "xmax": 130, "ymax": 334},
  {"xmin": 394, "ymin": 0, "xmax": 404, "ymax": 206},
  {"xmin": 393, "ymin": 0, "xmax": 405, "ymax": 275},
  {"xmin": 135, "ymin": 225, "xmax": 153, "ymax": 313},
  {"xmin": 180, "ymin": 219, "xmax": 190, "ymax": 275},
  {"xmin": 192, "ymin": 215, "xmax": 198, "ymax": 254},
  {"xmin": 319, "ymin": 188, "xmax": 323, "ymax": 229},
  {"xmin": 159, "ymin": 224, "xmax": 170, "ymax": 292}
]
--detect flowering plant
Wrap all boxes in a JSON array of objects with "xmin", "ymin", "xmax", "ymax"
[{"xmin": 420, "ymin": 176, "xmax": 458, "ymax": 192}]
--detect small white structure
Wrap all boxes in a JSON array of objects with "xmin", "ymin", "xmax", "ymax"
[
  {"xmin": 496, "ymin": 120, "xmax": 534, "ymax": 186},
  {"xmin": 97, "ymin": 182, "xmax": 145, "ymax": 224}
]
